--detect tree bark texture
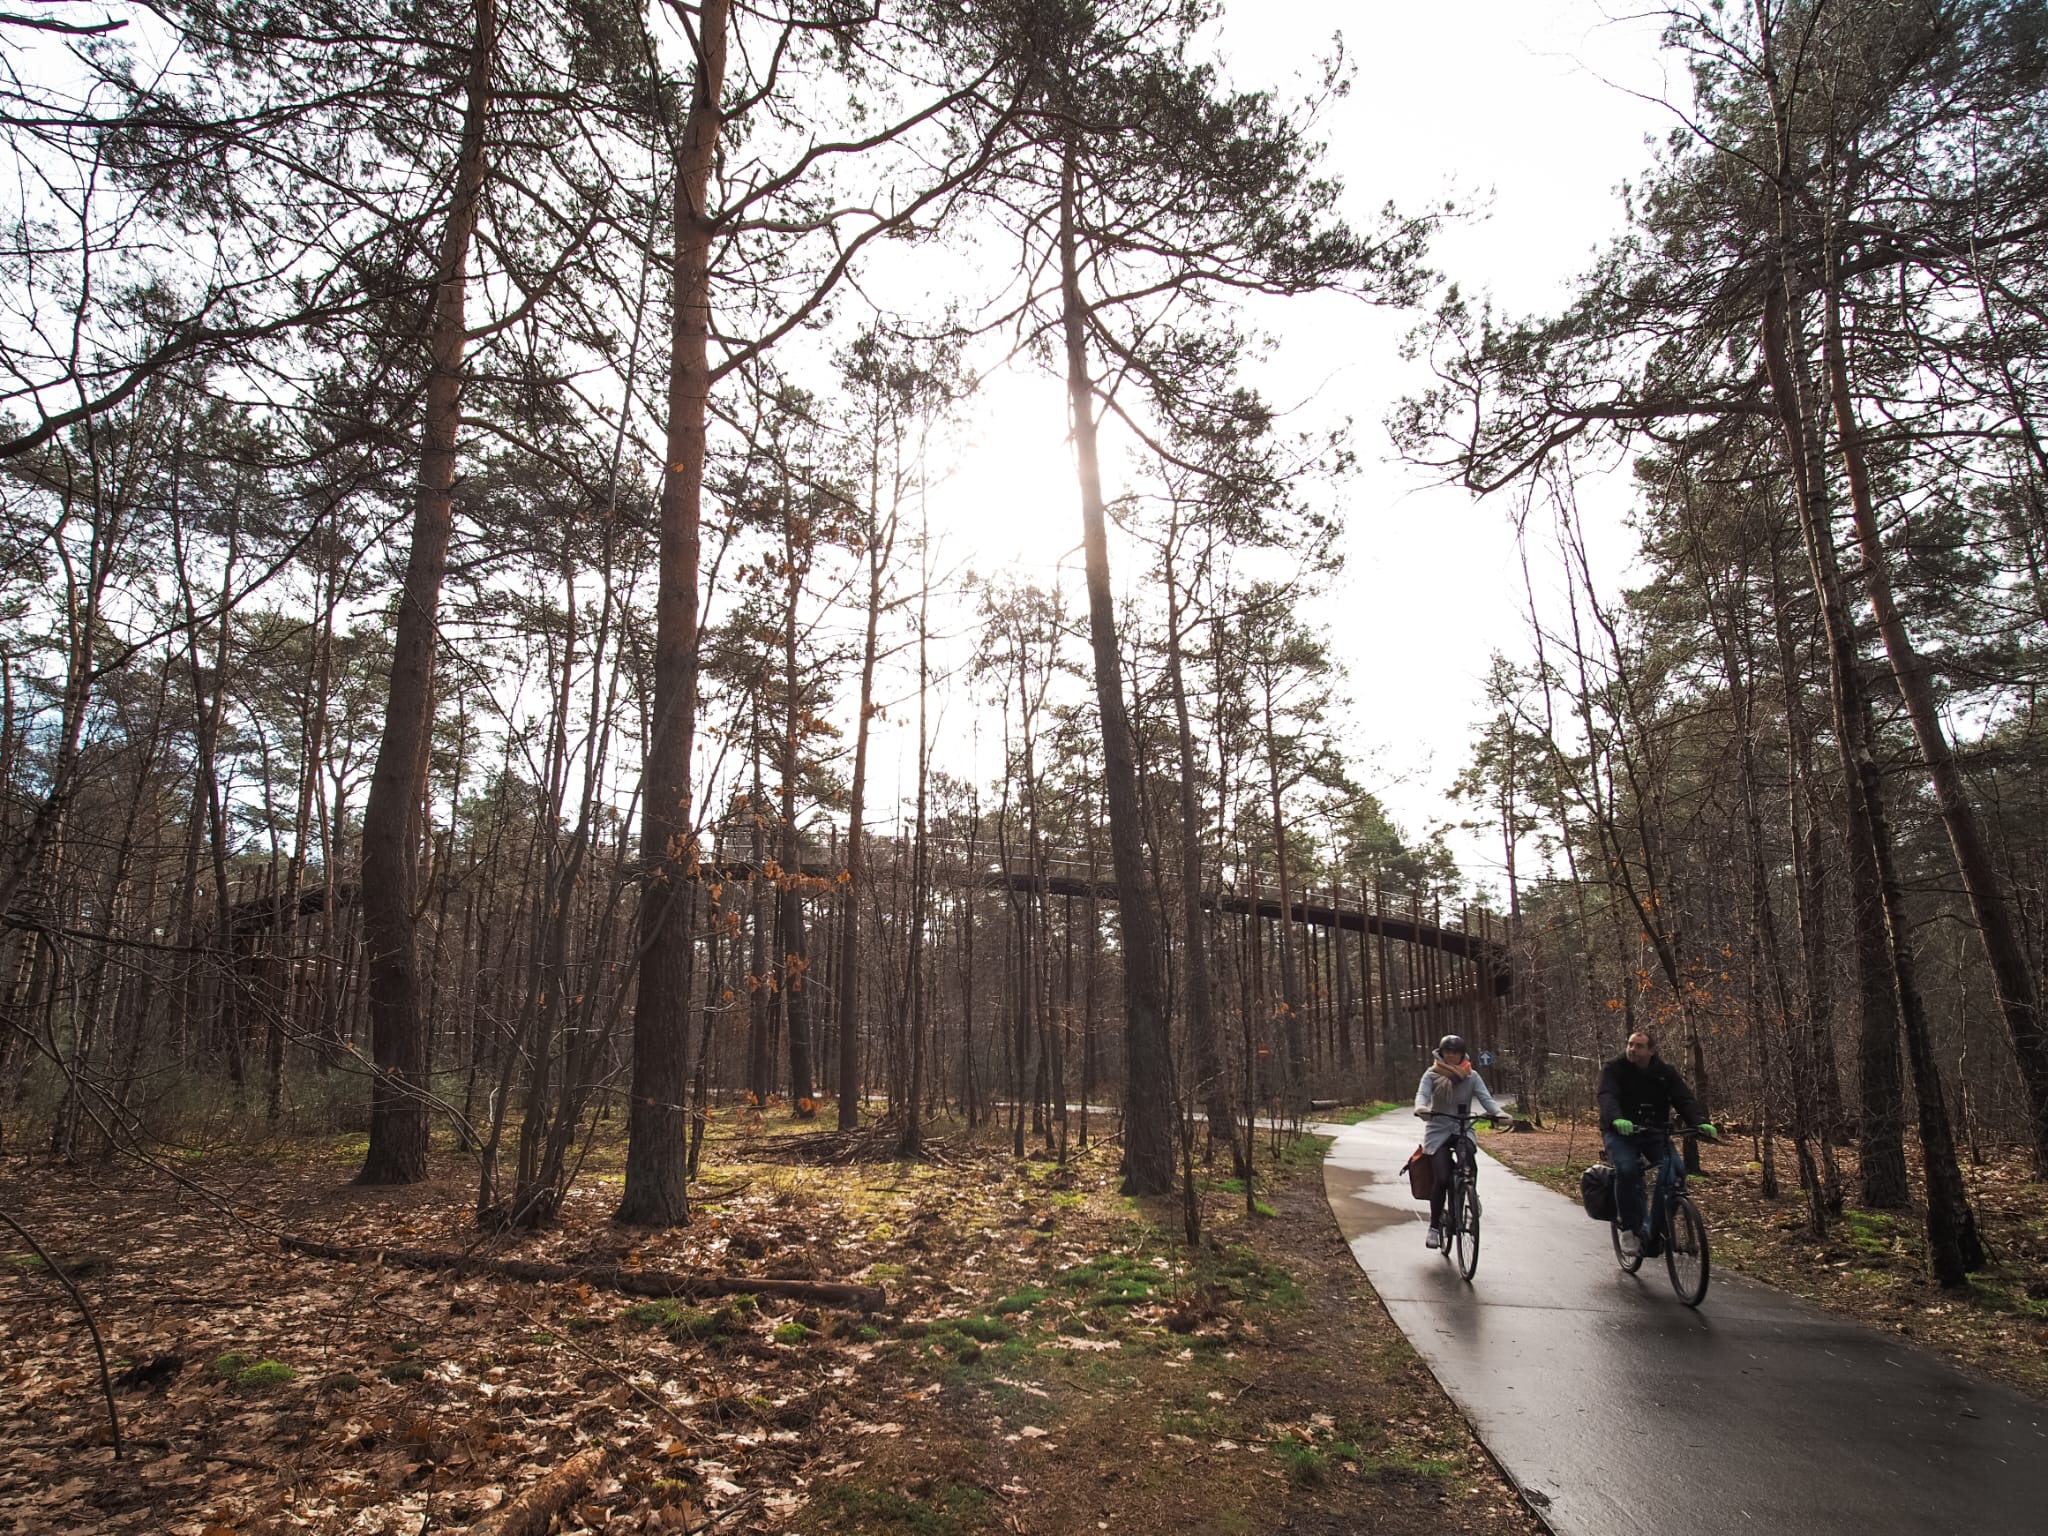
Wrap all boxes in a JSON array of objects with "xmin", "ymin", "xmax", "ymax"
[
  {"xmin": 355, "ymin": 0, "xmax": 496, "ymax": 1185},
  {"xmin": 779, "ymin": 547, "xmax": 814, "ymax": 1115},
  {"xmin": 1163, "ymin": 549, "xmax": 1235, "ymax": 1161},
  {"xmin": 1760, "ymin": 283, "xmax": 1912, "ymax": 1209},
  {"xmin": 1262, "ymin": 693, "xmax": 1307, "ymax": 1109},
  {"xmin": 1060, "ymin": 146, "xmax": 1173, "ymax": 1196},
  {"xmin": 619, "ymin": 0, "xmax": 728, "ymax": 1226},
  {"xmin": 835, "ymin": 521, "xmax": 889, "ymax": 1129},
  {"xmin": 1822, "ymin": 289, "xmax": 2048, "ymax": 1177}
]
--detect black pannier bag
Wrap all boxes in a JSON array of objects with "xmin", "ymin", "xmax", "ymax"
[{"xmin": 1580, "ymin": 1163, "xmax": 1617, "ymax": 1222}]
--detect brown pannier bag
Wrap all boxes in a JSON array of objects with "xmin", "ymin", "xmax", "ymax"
[{"xmin": 1402, "ymin": 1145, "xmax": 1436, "ymax": 1201}]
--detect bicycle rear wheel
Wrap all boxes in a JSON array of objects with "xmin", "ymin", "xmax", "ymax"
[
  {"xmin": 1665, "ymin": 1194, "xmax": 1710, "ymax": 1306},
  {"xmin": 1611, "ymin": 1213, "xmax": 1643, "ymax": 1274},
  {"xmin": 1455, "ymin": 1182, "xmax": 1481, "ymax": 1279}
]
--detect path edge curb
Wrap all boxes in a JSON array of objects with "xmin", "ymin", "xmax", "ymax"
[{"xmin": 1316, "ymin": 1129, "xmax": 1561, "ymax": 1535}]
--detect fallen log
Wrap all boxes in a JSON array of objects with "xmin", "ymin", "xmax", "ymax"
[
  {"xmin": 470, "ymin": 1442, "xmax": 614, "ymax": 1536},
  {"xmin": 731, "ymin": 1124, "xmax": 964, "ymax": 1167},
  {"xmin": 278, "ymin": 1236, "xmax": 887, "ymax": 1310}
]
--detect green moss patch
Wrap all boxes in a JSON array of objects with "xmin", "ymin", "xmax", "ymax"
[
  {"xmin": 210, "ymin": 1353, "xmax": 296, "ymax": 1390},
  {"xmin": 1966, "ymin": 1276, "xmax": 2048, "ymax": 1318},
  {"xmin": 1159, "ymin": 1404, "xmax": 1224, "ymax": 1438},
  {"xmin": 212, "ymin": 1351, "xmax": 252, "ymax": 1380},
  {"xmin": 1201, "ymin": 1245, "xmax": 1302, "ymax": 1308},
  {"xmin": 991, "ymin": 1286, "xmax": 1046, "ymax": 1315},
  {"xmin": 1842, "ymin": 1210, "xmax": 1903, "ymax": 1258},
  {"xmin": 233, "ymin": 1360, "xmax": 296, "ymax": 1390},
  {"xmin": 622, "ymin": 1299, "xmax": 684, "ymax": 1328},
  {"xmin": 1057, "ymin": 1253, "xmax": 1168, "ymax": 1309},
  {"xmin": 1361, "ymin": 1451, "xmax": 1460, "ymax": 1482},
  {"xmin": 952, "ymin": 1314, "xmax": 1014, "ymax": 1343},
  {"xmin": 1271, "ymin": 1434, "xmax": 1337, "ymax": 1485},
  {"xmin": 621, "ymin": 1298, "xmax": 730, "ymax": 1341},
  {"xmin": 817, "ymin": 1481, "xmax": 989, "ymax": 1535}
]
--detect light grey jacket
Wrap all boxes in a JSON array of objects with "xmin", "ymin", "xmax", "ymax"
[{"xmin": 1413, "ymin": 1065, "xmax": 1504, "ymax": 1153}]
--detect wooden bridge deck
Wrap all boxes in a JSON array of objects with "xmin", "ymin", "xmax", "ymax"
[{"xmin": 702, "ymin": 842, "xmax": 1512, "ymax": 995}]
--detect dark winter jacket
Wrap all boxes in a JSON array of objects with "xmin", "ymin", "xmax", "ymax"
[{"xmin": 1597, "ymin": 1053, "xmax": 1703, "ymax": 1132}]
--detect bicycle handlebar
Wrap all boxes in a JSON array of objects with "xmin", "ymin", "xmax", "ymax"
[{"xmin": 1612, "ymin": 1123, "xmax": 1717, "ymax": 1140}]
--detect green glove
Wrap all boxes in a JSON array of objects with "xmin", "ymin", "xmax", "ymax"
[
  {"xmin": 1696, "ymin": 1122, "xmax": 1718, "ymax": 1140},
  {"xmin": 1611, "ymin": 1118, "xmax": 1636, "ymax": 1135}
]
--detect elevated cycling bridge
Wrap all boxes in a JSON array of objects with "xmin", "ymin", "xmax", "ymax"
[{"xmin": 702, "ymin": 831, "xmax": 1516, "ymax": 1062}]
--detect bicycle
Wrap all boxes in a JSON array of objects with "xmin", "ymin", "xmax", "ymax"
[
  {"xmin": 1608, "ymin": 1124, "xmax": 1712, "ymax": 1306},
  {"xmin": 1427, "ymin": 1111, "xmax": 1504, "ymax": 1281}
]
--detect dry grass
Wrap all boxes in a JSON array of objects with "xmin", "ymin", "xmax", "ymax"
[{"xmin": 2, "ymin": 1112, "xmax": 1542, "ymax": 1535}]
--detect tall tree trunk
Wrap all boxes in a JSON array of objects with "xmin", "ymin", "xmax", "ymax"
[
  {"xmin": 1769, "ymin": 548, "xmax": 1847, "ymax": 1161},
  {"xmin": 898, "ymin": 567, "xmax": 932, "ymax": 1157},
  {"xmin": 356, "ymin": 0, "xmax": 496, "ymax": 1185},
  {"xmin": 779, "ymin": 545, "xmax": 814, "ymax": 1117},
  {"xmin": 836, "ymin": 509, "xmax": 893, "ymax": 1129},
  {"xmin": 1821, "ymin": 286, "xmax": 2048, "ymax": 1176},
  {"xmin": 1873, "ymin": 800, "xmax": 1986, "ymax": 1284},
  {"xmin": 1761, "ymin": 279, "xmax": 1912, "ymax": 1210},
  {"xmin": 963, "ymin": 800, "xmax": 980, "ymax": 1128},
  {"xmin": 1060, "ymin": 145, "xmax": 1172, "ymax": 1195},
  {"xmin": 1261, "ymin": 693, "xmax": 1307, "ymax": 1110},
  {"xmin": 1719, "ymin": 591, "xmax": 1815, "ymax": 1225},
  {"xmin": 748, "ymin": 751, "xmax": 772, "ymax": 1109},
  {"xmin": 1163, "ymin": 538, "xmax": 1234, "ymax": 1159},
  {"xmin": 1763, "ymin": 285, "xmax": 1979, "ymax": 1273},
  {"xmin": 619, "ymin": 0, "xmax": 727, "ymax": 1225}
]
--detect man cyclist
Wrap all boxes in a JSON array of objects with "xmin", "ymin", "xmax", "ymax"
[
  {"xmin": 1413, "ymin": 1035, "xmax": 1509, "ymax": 1250},
  {"xmin": 1599, "ymin": 1028, "xmax": 1718, "ymax": 1258}
]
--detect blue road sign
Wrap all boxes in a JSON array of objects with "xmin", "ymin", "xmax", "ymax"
[{"xmin": 1478, "ymin": 1050, "xmax": 1494, "ymax": 1067}]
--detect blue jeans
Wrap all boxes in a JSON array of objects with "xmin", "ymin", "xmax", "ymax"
[{"xmin": 1604, "ymin": 1129, "xmax": 1682, "ymax": 1238}]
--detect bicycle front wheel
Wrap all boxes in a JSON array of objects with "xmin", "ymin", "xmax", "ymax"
[
  {"xmin": 1665, "ymin": 1194, "xmax": 1710, "ymax": 1306},
  {"xmin": 1455, "ymin": 1183, "xmax": 1481, "ymax": 1279}
]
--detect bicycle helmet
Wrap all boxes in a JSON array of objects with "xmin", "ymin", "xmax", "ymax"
[{"xmin": 1435, "ymin": 1034, "xmax": 1468, "ymax": 1060}]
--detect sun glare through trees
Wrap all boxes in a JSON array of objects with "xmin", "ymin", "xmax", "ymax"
[{"xmin": 4, "ymin": 2, "xmax": 2048, "ymax": 1534}]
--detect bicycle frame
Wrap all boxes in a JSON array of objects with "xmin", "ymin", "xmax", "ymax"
[
  {"xmin": 1607, "ymin": 1124, "xmax": 1712, "ymax": 1305},
  {"xmin": 1426, "ymin": 1112, "xmax": 1485, "ymax": 1279},
  {"xmin": 1608, "ymin": 1124, "xmax": 1691, "ymax": 1226},
  {"xmin": 1423, "ymin": 1112, "xmax": 1482, "ymax": 1192}
]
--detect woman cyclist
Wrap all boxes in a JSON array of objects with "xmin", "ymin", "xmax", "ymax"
[{"xmin": 1413, "ymin": 1035, "xmax": 1508, "ymax": 1250}]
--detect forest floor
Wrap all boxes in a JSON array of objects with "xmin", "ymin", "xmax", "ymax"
[
  {"xmin": 1, "ymin": 1109, "xmax": 1541, "ymax": 1536},
  {"xmin": 1480, "ymin": 1117, "xmax": 2048, "ymax": 1399}
]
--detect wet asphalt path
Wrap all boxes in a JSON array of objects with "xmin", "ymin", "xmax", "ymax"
[{"xmin": 1321, "ymin": 1112, "xmax": 2045, "ymax": 1535}]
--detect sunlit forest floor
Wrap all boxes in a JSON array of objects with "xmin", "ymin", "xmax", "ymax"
[
  {"xmin": 2, "ymin": 1112, "xmax": 1540, "ymax": 1536},
  {"xmin": 1482, "ymin": 1119, "xmax": 2048, "ymax": 1399}
]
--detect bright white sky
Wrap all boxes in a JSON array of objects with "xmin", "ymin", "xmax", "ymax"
[
  {"xmin": 6, "ymin": 3, "xmax": 1680, "ymax": 896},
  {"xmin": 894, "ymin": 0, "xmax": 1682, "ymax": 894}
]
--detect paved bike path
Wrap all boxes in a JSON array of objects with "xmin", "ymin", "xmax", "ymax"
[{"xmin": 1321, "ymin": 1112, "xmax": 2044, "ymax": 1535}]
